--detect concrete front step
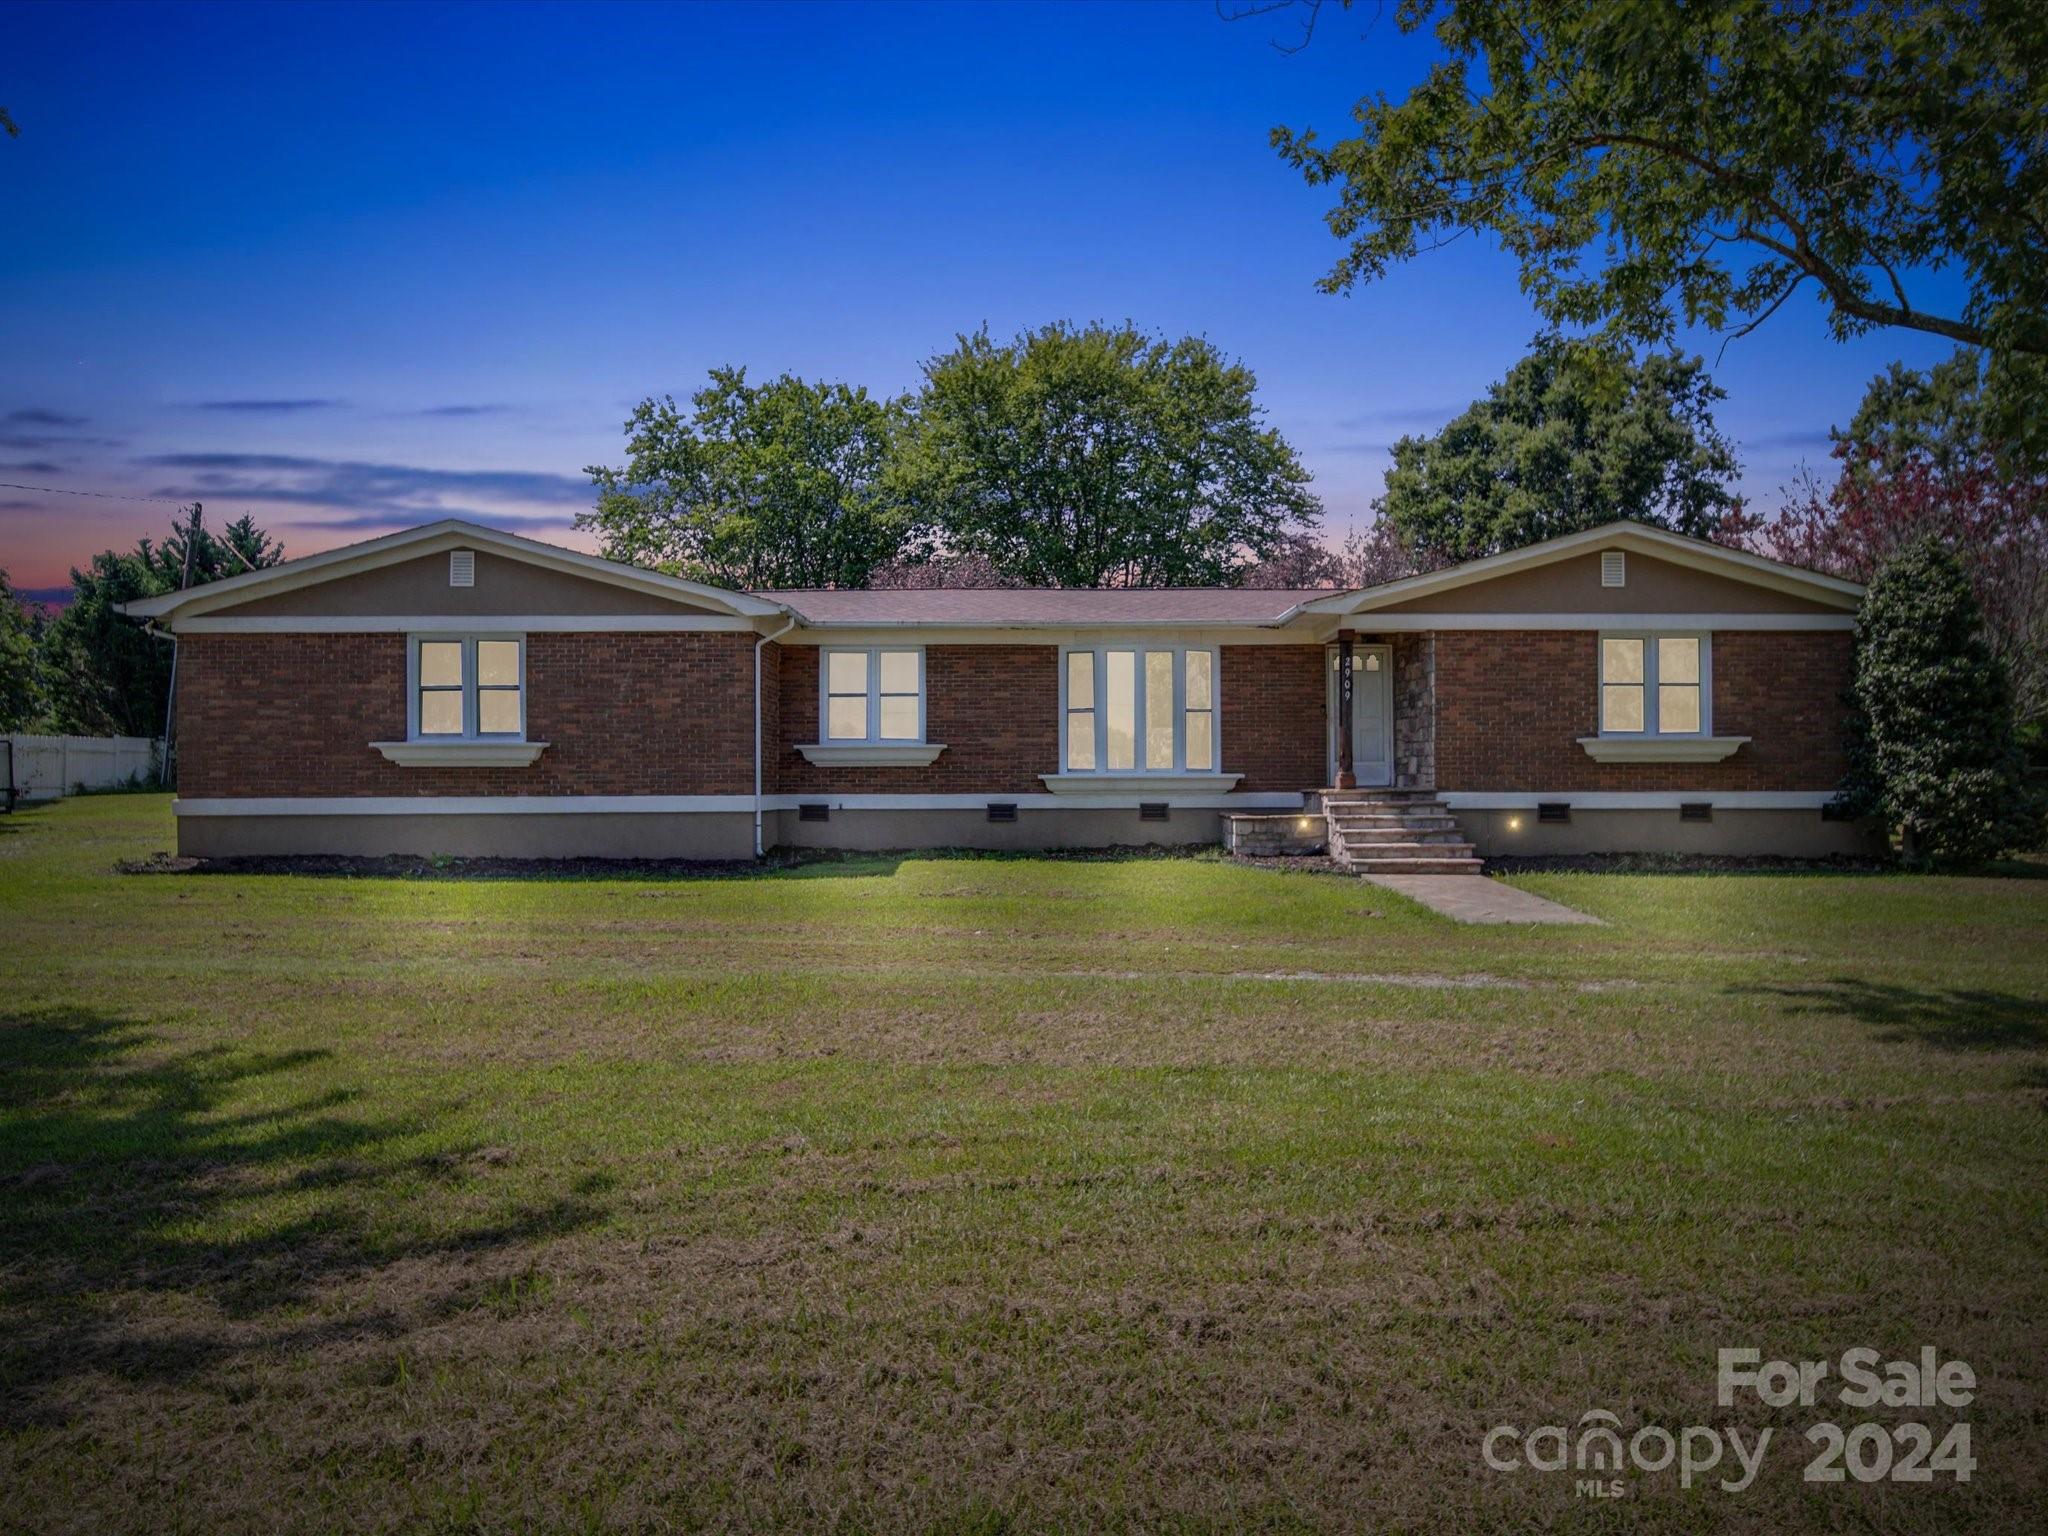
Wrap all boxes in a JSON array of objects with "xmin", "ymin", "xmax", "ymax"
[{"xmin": 1350, "ymin": 855, "xmax": 1486, "ymax": 874}]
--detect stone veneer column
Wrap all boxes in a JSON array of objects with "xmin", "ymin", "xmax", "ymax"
[{"xmin": 1392, "ymin": 633, "xmax": 1436, "ymax": 789}]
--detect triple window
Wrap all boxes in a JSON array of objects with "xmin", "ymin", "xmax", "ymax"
[
  {"xmin": 1599, "ymin": 633, "xmax": 1707, "ymax": 736},
  {"xmin": 412, "ymin": 636, "xmax": 524, "ymax": 739},
  {"xmin": 822, "ymin": 647, "xmax": 924, "ymax": 743},
  {"xmin": 1062, "ymin": 646, "xmax": 1216, "ymax": 773}
]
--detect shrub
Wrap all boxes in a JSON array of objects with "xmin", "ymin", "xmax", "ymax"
[{"xmin": 1842, "ymin": 537, "xmax": 2043, "ymax": 865}]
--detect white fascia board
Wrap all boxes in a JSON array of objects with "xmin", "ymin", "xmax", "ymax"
[
  {"xmin": 174, "ymin": 790, "xmax": 1310, "ymax": 817},
  {"xmin": 1301, "ymin": 521, "xmax": 1864, "ymax": 615},
  {"xmin": 1439, "ymin": 791, "xmax": 1837, "ymax": 810},
  {"xmin": 121, "ymin": 519, "xmax": 787, "ymax": 622},
  {"xmin": 776, "ymin": 622, "xmax": 1340, "ymax": 647},
  {"xmin": 1340, "ymin": 612, "xmax": 1856, "ymax": 632},
  {"xmin": 173, "ymin": 614, "xmax": 762, "ymax": 634}
]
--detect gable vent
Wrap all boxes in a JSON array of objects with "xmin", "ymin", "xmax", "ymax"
[
  {"xmin": 449, "ymin": 550, "xmax": 476, "ymax": 588},
  {"xmin": 1600, "ymin": 550, "xmax": 1626, "ymax": 587}
]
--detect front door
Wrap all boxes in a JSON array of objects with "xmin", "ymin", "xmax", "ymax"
[{"xmin": 1327, "ymin": 644, "xmax": 1394, "ymax": 786}]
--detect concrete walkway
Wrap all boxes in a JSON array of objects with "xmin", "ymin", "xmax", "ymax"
[{"xmin": 1363, "ymin": 873, "xmax": 1602, "ymax": 925}]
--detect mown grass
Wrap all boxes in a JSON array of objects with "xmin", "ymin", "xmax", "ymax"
[{"xmin": 1, "ymin": 794, "xmax": 2044, "ymax": 1533}]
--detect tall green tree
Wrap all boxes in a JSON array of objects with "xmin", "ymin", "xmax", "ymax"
[
  {"xmin": 1377, "ymin": 337, "xmax": 1739, "ymax": 563},
  {"xmin": 39, "ymin": 510, "xmax": 285, "ymax": 739},
  {"xmin": 583, "ymin": 369, "xmax": 913, "ymax": 590},
  {"xmin": 0, "ymin": 570, "xmax": 45, "ymax": 730},
  {"xmin": 1271, "ymin": 1, "xmax": 2048, "ymax": 469},
  {"xmin": 1841, "ymin": 537, "xmax": 2041, "ymax": 866},
  {"xmin": 897, "ymin": 322, "xmax": 1320, "ymax": 587},
  {"xmin": 38, "ymin": 551, "xmax": 175, "ymax": 738}
]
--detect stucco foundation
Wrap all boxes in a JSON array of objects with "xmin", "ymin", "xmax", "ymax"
[
  {"xmin": 178, "ymin": 810, "xmax": 758, "ymax": 860},
  {"xmin": 765, "ymin": 807, "xmax": 1229, "ymax": 852},
  {"xmin": 1456, "ymin": 808, "xmax": 1881, "ymax": 859}
]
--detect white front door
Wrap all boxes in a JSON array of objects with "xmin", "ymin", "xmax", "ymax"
[{"xmin": 1327, "ymin": 644, "xmax": 1394, "ymax": 786}]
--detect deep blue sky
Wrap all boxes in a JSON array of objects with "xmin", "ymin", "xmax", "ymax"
[{"xmin": 2, "ymin": 0, "xmax": 1963, "ymax": 589}]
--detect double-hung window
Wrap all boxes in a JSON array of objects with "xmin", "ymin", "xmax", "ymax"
[
  {"xmin": 822, "ymin": 647, "xmax": 924, "ymax": 743},
  {"xmin": 1062, "ymin": 645, "xmax": 1216, "ymax": 773},
  {"xmin": 411, "ymin": 636, "xmax": 525, "ymax": 740},
  {"xmin": 1599, "ymin": 633, "xmax": 1708, "ymax": 737}
]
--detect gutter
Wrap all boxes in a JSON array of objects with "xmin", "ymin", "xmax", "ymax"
[{"xmin": 753, "ymin": 614, "xmax": 798, "ymax": 858}]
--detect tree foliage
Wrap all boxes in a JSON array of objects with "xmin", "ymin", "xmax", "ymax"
[
  {"xmin": 895, "ymin": 322, "xmax": 1320, "ymax": 587},
  {"xmin": 0, "ymin": 570, "xmax": 44, "ymax": 731},
  {"xmin": 38, "ymin": 551, "xmax": 178, "ymax": 738},
  {"xmin": 1272, "ymin": 1, "xmax": 2048, "ymax": 467},
  {"xmin": 1753, "ymin": 350, "xmax": 2048, "ymax": 722},
  {"xmin": 37, "ymin": 511, "xmax": 285, "ymax": 739},
  {"xmin": 1842, "ymin": 537, "xmax": 2041, "ymax": 866},
  {"xmin": 1377, "ymin": 337, "xmax": 1739, "ymax": 562},
  {"xmin": 583, "ymin": 369, "xmax": 913, "ymax": 590}
]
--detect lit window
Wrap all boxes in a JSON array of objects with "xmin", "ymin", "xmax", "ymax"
[
  {"xmin": 821, "ymin": 647, "xmax": 924, "ymax": 743},
  {"xmin": 1063, "ymin": 646, "xmax": 1219, "ymax": 773},
  {"xmin": 412, "ymin": 636, "xmax": 524, "ymax": 740},
  {"xmin": 1599, "ymin": 633, "xmax": 1708, "ymax": 737}
]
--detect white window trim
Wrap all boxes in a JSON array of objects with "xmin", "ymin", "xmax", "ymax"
[
  {"xmin": 1597, "ymin": 630, "xmax": 1712, "ymax": 739},
  {"xmin": 405, "ymin": 633, "xmax": 528, "ymax": 742},
  {"xmin": 819, "ymin": 645, "xmax": 927, "ymax": 745},
  {"xmin": 1058, "ymin": 644, "xmax": 1221, "ymax": 776}
]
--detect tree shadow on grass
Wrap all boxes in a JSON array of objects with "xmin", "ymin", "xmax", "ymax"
[
  {"xmin": 0, "ymin": 1004, "xmax": 612, "ymax": 1428},
  {"xmin": 1731, "ymin": 979, "xmax": 2048, "ymax": 1052}
]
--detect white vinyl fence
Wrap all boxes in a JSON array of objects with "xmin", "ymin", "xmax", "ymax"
[{"xmin": 3, "ymin": 734, "xmax": 164, "ymax": 802}]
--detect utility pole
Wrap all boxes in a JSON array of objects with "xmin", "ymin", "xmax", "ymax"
[{"xmin": 159, "ymin": 503, "xmax": 202, "ymax": 787}]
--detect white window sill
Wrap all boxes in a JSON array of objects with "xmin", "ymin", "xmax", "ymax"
[
  {"xmin": 795, "ymin": 742, "xmax": 947, "ymax": 766},
  {"xmin": 372, "ymin": 740, "xmax": 549, "ymax": 767},
  {"xmin": 1576, "ymin": 736, "xmax": 1749, "ymax": 764},
  {"xmin": 1038, "ymin": 772, "xmax": 1242, "ymax": 795}
]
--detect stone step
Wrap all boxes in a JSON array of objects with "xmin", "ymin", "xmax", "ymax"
[
  {"xmin": 1335, "ymin": 811, "xmax": 1466, "ymax": 823},
  {"xmin": 1340, "ymin": 828, "xmax": 1472, "ymax": 847},
  {"xmin": 1348, "ymin": 855, "xmax": 1486, "ymax": 875},
  {"xmin": 1339, "ymin": 838, "xmax": 1476, "ymax": 859},
  {"xmin": 1318, "ymin": 794, "xmax": 1449, "ymax": 806}
]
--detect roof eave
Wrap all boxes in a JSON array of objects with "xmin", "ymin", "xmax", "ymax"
[{"xmin": 118, "ymin": 519, "xmax": 788, "ymax": 623}]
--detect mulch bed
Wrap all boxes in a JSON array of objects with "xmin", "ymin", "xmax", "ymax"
[{"xmin": 1484, "ymin": 851, "xmax": 1894, "ymax": 875}]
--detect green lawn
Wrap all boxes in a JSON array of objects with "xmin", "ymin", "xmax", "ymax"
[{"xmin": 2, "ymin": 794, "xmax": 2044, "ymax": 1533}]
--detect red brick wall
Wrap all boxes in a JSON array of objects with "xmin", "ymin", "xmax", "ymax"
[
  {"xmin": 772, "ymin": 644, "xmax": 1057, "ymax": 793},
  {"xmin": 175, "ymin": 632, "xmax": 759, "ymax": 798},
  {"xmin": 1220, "ymin": 645, "xmax": 1327, "ymax": 792},
  {"xmin": 1434, "ymin": 629, "xmax": 1852, "ymax": 792}
]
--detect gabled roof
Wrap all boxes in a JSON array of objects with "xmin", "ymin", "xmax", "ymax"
[
  {"xmin": 1297, "ymin": 520, "xmax": 1864, "ymax": 614},
  {"xmin": 118, "ymin": 518, "xmax": 788, "ymax": 622},
  {"xmin": 758, "ymin": 587, "xmax": 1335, "ymax": 627}
]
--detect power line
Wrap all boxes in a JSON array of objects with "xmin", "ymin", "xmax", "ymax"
[{"xmin": 0, "ymin": 480, "xmax": 189, "ymax": 504}]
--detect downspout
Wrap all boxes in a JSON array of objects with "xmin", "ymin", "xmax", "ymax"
[{"xmin": 753, "ymin": 615, "xmax": 797, "ymax": 859}]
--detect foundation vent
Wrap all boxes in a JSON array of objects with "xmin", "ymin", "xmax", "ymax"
[
  {"xmin": 1537, "ymin": 802, "xmax": 1570, "ymax": 824},
  {"xmin": 449, "ymin": 549, "xmax": 476, "ymax": 587},
  {"xmin": 1600, "ymin": 550, "xmax": 1626, "ymax": 587},
  {"xmin": 1139, "ymin": 803, "xmax": 1170, "ymax": 822},
  {"xmin": 798, "ymin": 802, "xmax": 830, "ymax": 823},
  {"xmin": 986, "ymin": 803, "xmax": 1018, "ymax": 823},
  {"xmin": 1679, "ymin": 802, "xmax": 1713, "ymax": 823}
]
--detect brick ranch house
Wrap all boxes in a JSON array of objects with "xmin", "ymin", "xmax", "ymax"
[{"xmin": 122, "ymin": 518, "xmax": 1877, "ymax": 867}]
